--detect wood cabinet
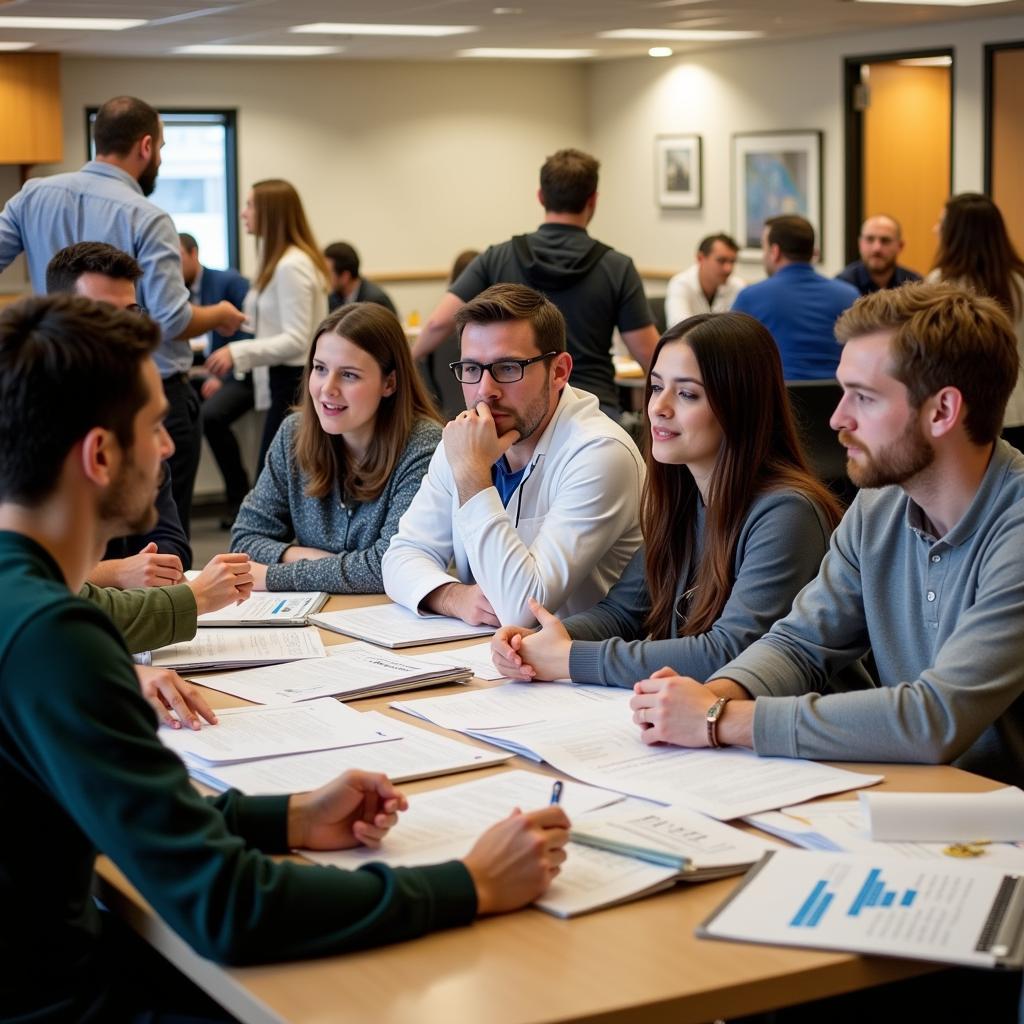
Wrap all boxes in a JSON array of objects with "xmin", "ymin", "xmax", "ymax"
[{"xmin": 0, "ymin": 53, "xmax": 61, "ymax": 165}]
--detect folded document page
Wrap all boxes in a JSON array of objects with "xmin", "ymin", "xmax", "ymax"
[
  {"xmin": 159, "ymin": 698, "xmax": 397, "ymax": 763},
  {"xmin": 858, "ymin": 787, "xmax": 1024, "ymax": 842},
  {"xmin": 462, "ymin": 714, "xmax": 882, "ymax": 820},
  {"xmin": 151, "ymin": 626, "xmax": 325, "ymax": 672},
  {"xmin": 196, "ymin": 641, "xmax": 471, "ymax": 704},
  {"xmin": 183, "ymin": 711, "xmax": 513, "ymax": 794},
  {"xmin": 309, "ymin": 603, "xmax": 495, "ymax": 648},
  {"xmin": 197, "ymin": 591, "xmax": 328, "ymax": 627}
]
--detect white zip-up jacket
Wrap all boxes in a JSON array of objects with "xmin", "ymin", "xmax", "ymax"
[{"xmin": 382, "ymin": 385, "xmax": 644, "ymax": 627}]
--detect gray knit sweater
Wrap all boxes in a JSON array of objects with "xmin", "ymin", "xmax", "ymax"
[
  {"xmin": 564, "ymin": 489, "xmax": 835, "ymax": 687},
  {"xmin": 231, "ymin": 414, "xmax": 441, "ymax": 593}
]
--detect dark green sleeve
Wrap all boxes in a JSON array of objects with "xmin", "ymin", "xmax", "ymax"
[
  {"xmin": 4, "ymin": 601, "xmax": 478, "ymax": 965},
  {"xmin": 78, "ymin": 581, "xmax": 197, "ymax": 654}
]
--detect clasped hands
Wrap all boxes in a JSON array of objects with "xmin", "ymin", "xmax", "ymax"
[{"xmin": 491, "ymin": 600, "xmax": 727, "ymax": 748}]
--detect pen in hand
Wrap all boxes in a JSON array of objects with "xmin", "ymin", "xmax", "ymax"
[{"xmin": 550, "ymin": 780, "xmax": 563, "ymax": 805}]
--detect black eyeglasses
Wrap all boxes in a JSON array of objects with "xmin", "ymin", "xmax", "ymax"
[{"xmin": 449, "ymin": 351, "xmax": 557, "ymax": 384}]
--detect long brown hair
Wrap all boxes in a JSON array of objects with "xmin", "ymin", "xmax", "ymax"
[
  {"xmin": 250, "ymin": 179, "xmax": 330, "ymax": 293},
  {"xmin": 642, "ymin": 312, "xmax": 842, "ymax": 639},
  {"xmin": 933, "ymin": 193, "xmax": 1024, "ymax": 317},
  {"xmin": 294, "ymin": 303, "xmax": 441, "ymax": 503}
]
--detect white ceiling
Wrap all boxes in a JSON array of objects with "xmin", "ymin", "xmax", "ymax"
[{"xmin": 1, "ymin": 0, "xmax": 1023, "ymax": 61}]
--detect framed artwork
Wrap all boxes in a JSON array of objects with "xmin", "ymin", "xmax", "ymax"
[
  {"xmin": 656, "ymin": 134, "xmax": 702, "ymax": 209},
  {"xmin": 732, "ymin": 130, "xmax": 822, "ymax": 258}
]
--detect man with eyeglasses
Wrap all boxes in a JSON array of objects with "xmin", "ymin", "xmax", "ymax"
[
  {"xmin": 46, "ymin": 242, "xmax": 192, "ymax": 588},
  {"xmin": 383, "ymin": 283, "xmax": 644, "ymax": 628}
]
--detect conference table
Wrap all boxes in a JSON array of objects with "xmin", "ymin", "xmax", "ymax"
[{"xmin": 96, "ymin": 594, "xmax": 1001, "ymax": 1024}]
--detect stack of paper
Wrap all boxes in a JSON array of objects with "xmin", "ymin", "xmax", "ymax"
[
  {"xmin": 184, "ymin": 711, "xmax": 514, "ymax": 794},
  {"xmin": 309, "ymin": 603, "xmax": 495, "ymax": 648},
  {"xmin": 159, "ymin": 698, "xmax": 398, "ymax": 764},
  {"xmin": 197, "ymin": 641, "xmax": 472, "ymax": 704},
  {"xmin": 151, "ymin": 626, "xmax": 326, "ymax": 672},
  {"xmin": 858, "ymin": 787, "xmax": 1024, "ymax": 841},
  {"xmin": 392, "ymin": 680, "xmax": 630, "ymax": 731},
  {"xmin": 393, "ymin": 685, "xmax": 880, "ymax": 819},
  {"xmin": 198, "ymin": 591, "xmax": 328, "ymax": 627},
  {"xmin": 410, "ymin": 641, "xmax": 507, "ymax": 681}
]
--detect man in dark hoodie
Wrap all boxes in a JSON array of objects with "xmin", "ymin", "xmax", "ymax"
[{"xmin": 412, "ymin": 149, "xmax": 659, "ymax": 417}]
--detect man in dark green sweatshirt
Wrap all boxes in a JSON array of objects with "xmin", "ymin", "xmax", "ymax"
[{"xmin": 0, "ymin": 294, "xmax": 571, "ymax": 1024}]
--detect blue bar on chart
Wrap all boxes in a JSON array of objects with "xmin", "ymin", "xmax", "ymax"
[
  {"xmin": 848, "ymin": 868, "xmax": 917, "ymax": 916},
  {"xmin": 790, "ymin": 879, "xmax": 836, "ymax": 929}
]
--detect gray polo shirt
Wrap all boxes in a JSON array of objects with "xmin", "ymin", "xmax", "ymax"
[{"xmin": 719, "ymin": 440, "xmax": 1024, "ymax": 785}]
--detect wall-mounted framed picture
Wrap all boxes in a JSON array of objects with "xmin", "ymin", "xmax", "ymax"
[
  {"xmin": 656, "ymin": 134, "xmax": 702, "ymax": 209},
  {"xmin": 732, "ymin": 130, "xmax": 822, "ymax": 259}
]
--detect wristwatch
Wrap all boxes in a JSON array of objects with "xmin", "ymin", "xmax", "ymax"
[{"xmin": 706, "ymin": 696, "xmax": 731, "ymax": 748}]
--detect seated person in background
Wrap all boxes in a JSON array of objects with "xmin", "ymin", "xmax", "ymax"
[
  {"xmin": 325, "ymin": 241, "xmax": 397, "ymax": 315},
  {"xmin": 664, "ymin": 233, "xmax": 746, "ymax": 327},
  {"xmin": 180, "ymin": 231, "xmax": 255, "ymax": 525},
  {"xmin": 492, "ymin": 312, "xmax": 841, "ymax": 685},
  {"xmin": 231, "ymin": 303, "xmax": 442, "ymax": 592},
  {"xmin": 836, "ymin": 214, "xmax": 921, "ymax": 296},
  {"xmin": 383, "ymin": 283, "xmax": 644, "ymax": 627},
  {"xmin": 0, "ymin": 294, "xmax": 571, "ymax": 1024},
  {"xmin": 45, "ymin": 241, "xmax": 192, "ymax": 583},
  {"xmin": 626, "ymin": 283, "xmax": 1024, "ymax": 788},
  {"xmin": 733, "ymin": 215, "xmax": 859, "ymax": 381}
]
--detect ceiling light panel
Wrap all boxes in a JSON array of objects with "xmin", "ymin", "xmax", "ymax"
[
  {"xmin": 291, "ymin": 23, "xmax": 477, "ymax": 37},
  {"xmin": 0, "ymin": 17, "xmax": 147, "ymax": 30}
]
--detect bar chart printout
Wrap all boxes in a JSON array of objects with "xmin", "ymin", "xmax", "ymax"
[{"xmin": 699, "ymin": 851, "xmax": 1020, "ymax": 968}]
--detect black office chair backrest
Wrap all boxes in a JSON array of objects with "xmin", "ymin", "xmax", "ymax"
[
  {"xmin": 648, "ymin": 295, "xmax": 668, "ymax": 335},
  {"xmin": 786, "ymin": 379, "xmax": 849, "ymax": 490}
]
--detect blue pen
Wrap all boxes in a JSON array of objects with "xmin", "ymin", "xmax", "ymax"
[{"xmin": 550, "ymin": 780, "xmax": 563, "ymax": 805}]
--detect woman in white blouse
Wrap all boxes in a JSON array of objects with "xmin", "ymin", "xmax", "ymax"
[{"xmin": 206, "ymin": 178, "xmax": 329, "ymax": 470}]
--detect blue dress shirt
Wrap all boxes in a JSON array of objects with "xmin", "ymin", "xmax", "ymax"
[{"xmin": 0, "ymin": 161, "xmax": 193, "ymax": 376}]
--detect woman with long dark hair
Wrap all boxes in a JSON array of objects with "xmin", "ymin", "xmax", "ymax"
[
  {"xmin": 929, "ymin": 192, "xmax": 1024, "ymax": 449},
  {"xmin": 231, "ymin": 303, "xmax": 442, "ymax": 592},
  {"xmin": 205, "ymin": 178, "xmax": 330, "ymax": 473},
  {"xmin": 491, "ymin": 311, "xmax": 842, "ymax": 686}
]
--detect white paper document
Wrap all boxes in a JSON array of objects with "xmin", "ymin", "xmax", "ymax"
[
  {"xmin": 309, "ymin": 603, "xmax": 495, "ymax": 648},
  {"xmin": 184, "ymin": 712, "xmax": 513, "ymax": 793},
  {"xmin": 160, "ymin": 698, "xmax": 397, "ymax": 763},
  {"xmin": 196, "ymin": 641, "xmax": 471, "ymax": 704},
  {"xmin": 572, "ymin": 800, "xmax": 778, "ymax": 876},
  {"xmin": 408, "ymin": 641, "xmax": 507, "ymax": 681},
  {"xmin": 305, "ymin": 770, "xmax": 692, "ymax": 917},
  {"xmin": 858, "ymin": 787, "xmax": 1024, "ymax": 842},
  {"xmin": 463, "ymin": 714, "xmax": 882, "ymax": 820},
  {"xmin": 747, "ymin": 801, "xmax": 1024, "ymax": 869},
  {"xmin": 698, "ymin": 849, "xmax": 1024, "ymax": 969},
  {"xmin": 197, "ymin": 591, "xmax": 328, "ymax": 627},
  {"xmin": 151, "ymin": 627, "xmax": 325, "ymax": 672},
  {"xmin": 392, "ymin": 681, "xmax": 631, "ymax": 731}
]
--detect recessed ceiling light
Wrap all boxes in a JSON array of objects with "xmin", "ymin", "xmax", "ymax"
[
  {"xmin": 492, "ymin": 7, "xmax": 525, "ymax": 14},
  {"xmin": 599, "ymin": 28, "xmax": 764, "ymax": 41},
  {"xmin": 175, "ymin": 44, "xmax": 340, "ymax": 57},
  {"xmin": 0, "ymin": 41, "xmax": 34, "ymax": 50},
  {"xmin": 0, "ymin": 16, "xmax": 147, "ymax": 30},
  {"xmin": 649, "ymin": 46, "xmax": 674, "ymax": 57},
  {"xmin": 290, "ymin": 23, "xmax": 476, "ymax": 37},
  {"xmin": 897, "ymin": 55, "xmax": 953, "ymax": 67},
  {"xmin": 457, "ymin": 47, "xmax": 598, "ymax": 59},
  {"xmin": 856, "ymin": 0, "xmax": 1012, "ymax": 5}
]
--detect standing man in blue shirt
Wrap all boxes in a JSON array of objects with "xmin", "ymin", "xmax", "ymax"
[
  {"xmin": 733, "ymin": 215, "xmax": 859, "ymax": 380},
  {"xmin": 0, "ymin": 95, "xmax": 246, "ymax": 536}
]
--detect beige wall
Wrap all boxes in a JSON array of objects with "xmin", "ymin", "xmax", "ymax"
[
  {"xmin": 586, "ymin": 14, "xmax": 1024, "ymax": 287},
  {"xmin": 0, "ymin": 57, "xmax": 590, "ymax": 318}
]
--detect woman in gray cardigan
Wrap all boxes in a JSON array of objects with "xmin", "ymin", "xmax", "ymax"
[
  {"xmin": 232, "ymin": 303, "xmax": 442, "ymax": 592},
  {"xmin": 491, "ymin": 312, "xmax": 843, "ymax": 686}
]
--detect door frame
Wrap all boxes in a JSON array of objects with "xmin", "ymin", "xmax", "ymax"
[
  {"xmin": 842, "ymin": 48, "xmax": 955, "ymax": 265},
  {"xmin": 984, "ymin": 41, "xmax": 1024, "ymax": 194}
]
